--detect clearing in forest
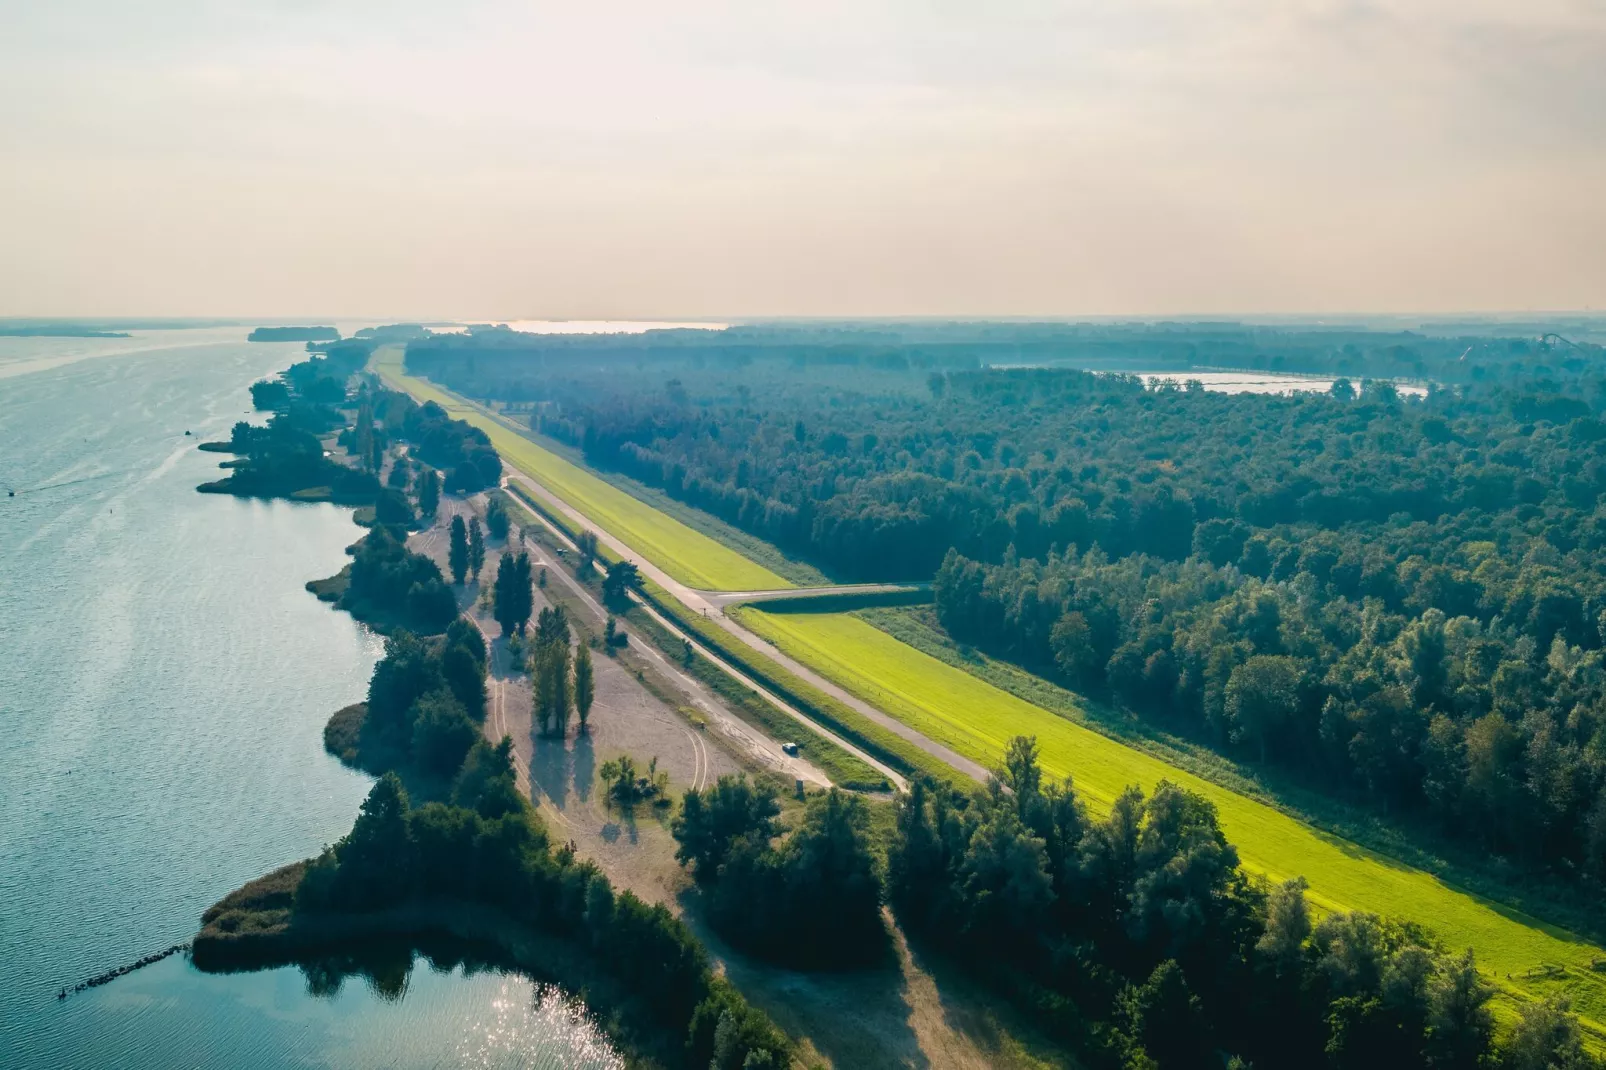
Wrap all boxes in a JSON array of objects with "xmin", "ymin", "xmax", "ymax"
[
  {"xmin": 374, "ymin": 350, "xmax": 791, "ymax": 592},
  {"xmin": 733, "ymin": 604, "xmax": 1606, "ymax": 1035}
]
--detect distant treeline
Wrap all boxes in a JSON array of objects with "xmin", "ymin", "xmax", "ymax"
[
  {"xmin": 248, "ymin": 325, "xmax": 340, "ymax": 342},
  {"xmin": 406, "ymin": 319, "xmax": 1606, "ymax": 389}
]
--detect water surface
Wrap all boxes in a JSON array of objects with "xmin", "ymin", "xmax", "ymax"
[{"xmin": 0, "ymin": 330, "xmax": 618, "ymax": 1068}]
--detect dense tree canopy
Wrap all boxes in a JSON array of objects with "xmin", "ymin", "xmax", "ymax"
[{"xmin": 884, "ymin": 738, "xmax": 1564, "ymax": 1069}]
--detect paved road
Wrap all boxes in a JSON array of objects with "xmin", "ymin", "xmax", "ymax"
[
  {"xmin": 504, "ymin": 469, "xmax": 987, "ymax": 787},
  {"xmin": 697, "ymin": 581, "xmax": 931, "ymax": 610}
]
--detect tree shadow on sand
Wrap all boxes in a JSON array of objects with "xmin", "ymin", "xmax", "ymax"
[
  {"xmin": 572, "ymin": 731, "xmax": 596, "ymax": 803},
  {"xmin": 530, "ymin": 731, "xmax": 575, "ymax": 813},
  {"xmin": 672, "ymin": 890, "xmax": 928, "ymax": 1068}
]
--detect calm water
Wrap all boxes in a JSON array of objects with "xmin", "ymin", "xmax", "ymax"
[
  {"xmin": 1132, "ymin": 370, "xmax": 1429, "ymax": 397},
  {"xmin": 0, "ymin": 329, "xmax": 620, "ymax": 1069}
]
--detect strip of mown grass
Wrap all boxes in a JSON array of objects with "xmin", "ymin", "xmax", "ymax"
[
  {"xmin": 733, "ymin": 605, "xmax": 1606, "ymax": 1036},
  {"xmin": 374, "ymin": 351, "xmax": 789, "ymax": 592}
]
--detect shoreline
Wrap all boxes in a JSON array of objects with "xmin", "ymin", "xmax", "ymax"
[{"xmin": 181, "ymin": 374, "xmax": 740, "ymax": 1068}]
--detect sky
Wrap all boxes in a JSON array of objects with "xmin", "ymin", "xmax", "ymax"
[{"xmin": 0, "ymin": 1, "xmax": 1602, "ymax": 320}]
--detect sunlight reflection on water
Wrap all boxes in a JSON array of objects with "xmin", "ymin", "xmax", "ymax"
[{"xmin": 457, "ymin": 983, "xmax": 625, "ymax": 1070}]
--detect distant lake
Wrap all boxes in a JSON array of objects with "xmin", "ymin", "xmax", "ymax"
[
  {"xmin": 1131, "ymin": 370, "xmax": 1428, "ymax": 397},
  {"xmin": 0, "ymin": 329, "xmax": 620, "ymax": 1068}
]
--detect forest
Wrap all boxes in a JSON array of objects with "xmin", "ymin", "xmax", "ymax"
[{"xmin": 404, "ymin": 324, "xmax": 1606, "ymax": 884}]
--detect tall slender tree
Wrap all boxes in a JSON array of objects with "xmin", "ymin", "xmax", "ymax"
[
  {"xmin": 574, "ymin": 642, "xmax": 595, "ymax": 732},
  {"xmin": 512, "ymin": 552, "xmax": 533, "ymax": 633},
  {"xmin": 416, "ymin": 467, "xmax": 441, "ymax": 520},
  {"xmin": 492, "ymin": 552, "xmax": 532, "ymax": 636},
  {"xmin": 533, "ymin": 634, "xmax": 572, "ymax": 736},
  {"xmin": 468, "ymin": 518, "xmax": 485, "ymax": 581},
  {"xmin": 448, "ymin": 514, "xmax": 469, "ymax": 585}
]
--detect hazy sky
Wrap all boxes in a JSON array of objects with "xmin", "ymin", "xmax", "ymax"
[{"xmin": 1, "ymin": 1, "xmax": 1601, "ymax": 319}]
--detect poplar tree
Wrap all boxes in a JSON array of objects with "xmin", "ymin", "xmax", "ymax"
[
  {"xmin": 468, "ymin": 518, "xmax": 485, "ymax": 581},
  {"xmin": 574, "ymin": 643, "xmax": 595, "ymax": 732},
  {"xmin": 416, "ymin": 467, "xmax": 441, "ymax": 519},
  {"xmin": 448, "ymin": 514, "xmax": 469, "ymax": 585}
]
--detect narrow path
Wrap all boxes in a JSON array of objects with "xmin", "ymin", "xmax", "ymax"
[{"xmin": 698, "ymin": 581, "xmax": 930, "ymax": 610}]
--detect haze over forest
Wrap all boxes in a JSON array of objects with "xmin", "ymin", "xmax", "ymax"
[{"xmin": 3, "ymin": 0, "xmax": 1603, "ymax": 320}]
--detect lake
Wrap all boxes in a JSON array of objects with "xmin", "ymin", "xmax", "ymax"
[{"xmin": 0, "ymin": 329, "xmax": 620, "ymax": 1069}]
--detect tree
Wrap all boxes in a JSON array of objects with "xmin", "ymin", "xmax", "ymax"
[
  {"xmin": 532, "ymin": 638, "xmax": 572, "ymax": 737},
  {"xmin": 448, "ymin": 514, "xmax": 469, "ymax": 584},
  {"xmin": 492, "ymin": 551, "xmax": 534, "ymax": 637},
  {"xmin": 957, "ymin": 806, "xmax": 1054, "ymax": 943},
  {"xmin": 1500, "ymin": 996, "xmax": 1589, "ymax": 1070},
  {"xmin": 332, "ymin": 773, "xmax": 413, "ymax": 906},
  {"xmin": 1225, "ymin": 654, "xmax": 1303, "ymax": 761},
  {"xmin": 468, "ymin": 518, "xmax": 485, "ymax": 581},
  {"xmin": 1001, "ymin": 734, "xmax": 1043, "ymax": 815},
  {"xmin": 574, "ymin": 642, "xmax": 595, "ymax": 732},
  {"xmin": 1120, "ymin": 959, "xmax": 1209, "ymax": 1069},
  {"xmin": 603, "ymin": 559, "xmax": 640, "ymax": 604},
  {"xmin": 492, "ymin": 554, "xmax": 519, "ymax": 636},
  {"xmin": 441, "ymin": 645, "xmax": 487, "ymax": 722},
  {"xmin": 409, "ymin": 689, "xmax": 478, "ymax": 775},
  {"xmin": 1256, "ymin": 876, "xmax": 1312, "ymax": 976},
  {"xmin": 452, "ymin": 736, "xmax": 522, "ymax": 818},
  {"xmin": 536, "ymin": 605, "xmax": 570, "ymax": 648},
  {"xmin": 366, "ymin": 630, "xmax": 445, "ymax": 742},
  {"xmin": 1425, "ymin": 950, "xmax": 1494, "ymax": 1070},
  {"xmin": 672, "ymin": 775, "xmax": 781, "ymax": 882},
  {"xmin": 485, "ymin": 496, "xmax": 510, "ymax": 540},
  {"xmin": 576, "ymin": 530, "xmax": 599, "ymax": 575},
  {"xmin": 416, "ymin": 466, "xmax": 441, "ymax": 520}
]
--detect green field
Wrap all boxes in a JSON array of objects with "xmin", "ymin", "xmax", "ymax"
[
  {"xmin": 733, "ymin": 605, "xmax": 1606, "ymax": 1034},
  {"xmin": 374, "ymin": 350, "xmax": 791, "ymax": 592}
]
